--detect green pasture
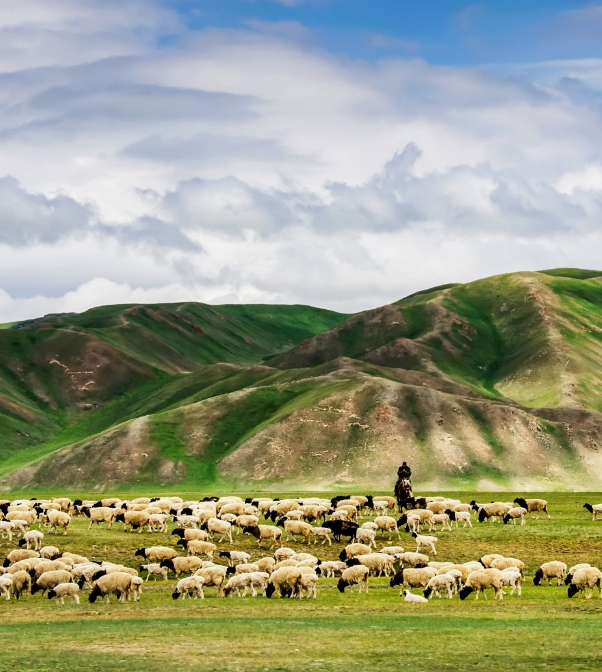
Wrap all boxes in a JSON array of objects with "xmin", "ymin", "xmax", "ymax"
[{"xmin": 1, "ymin": 491, "xmax": 602, "ymax": 671}]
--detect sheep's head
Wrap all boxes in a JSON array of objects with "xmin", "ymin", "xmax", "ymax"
[{"xmin": 567, "ymin": 584, "xmax": 579, "ymax": 599}]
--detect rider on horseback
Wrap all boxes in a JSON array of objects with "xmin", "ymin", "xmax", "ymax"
[{"xmin": 397, "ymin": 461, "xmax": 412, "ymax": 481}]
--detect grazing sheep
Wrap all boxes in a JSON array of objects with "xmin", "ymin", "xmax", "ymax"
[
  {"xmin": 403, "ymin": 589, "xmax": 428, "ymax": 604},
  {"xmin": 89, "ymin": 572, "xmax": 139, "ymax": 603},
  {"xmin": 134, "ymin": 547, "xmax": 178, "ymax": 563},
  {"xmin": 430, "ymin": 514, "xmax": 452, "ymax": 531},
  {"xmin": 32, "ymin": 559, "xmax": 73, "ymax": 580},
  {"xmin": 47, "ymin": 582, "xmax": 80, "ymax": 605},
  {"xmin": 390, "ymin": 567, "xmax": 438, "ymax": 594},
  {"xmin": 194, "ymin": 566, "xmax": 228, "ymax": 596},
  {"xmin": 459, "ymin": 569, "xmax": 504, "ymax": 600},
  {"xmin": 11, "ymin": 570, "xmax": 31, "ymax": 600},
  {"xmin": 566, "ymin": 564, "xmax": 592, "ymax": 584},
  {"xmin": 514, "ymin": 498, "xmax": 550, "ymax": 519},
  {"xmin": 255, "ymin": 557, "xmax": 276, "ymax": 574},
  {"xmin": 308, "ymin": 527, "xmax": 333, "ymax": 546},
  {"xmin": 115, "ymin": 511, "xmax": 151, "ymax": 533},
  {"xmin": 445, "ymin": 509, "xmax": 473, "ymax": 528},
  {"xmin": 4, "ymin": 549, "xmax": 40, "ymax": 566},
  {"xmin": 423, "ymin": 573, "xmax": 456, "ymax": 599},
  {"xmin": 80, "ymin": 506, "xmax": 118, "ymax": 530},
  {"xmin": 223, "ymin": 572, "xmax": 269, "ymax": 597},
  {"xmin": 373, "ymin": 516, "xmax": 400, "ymax": 540},
  {"xmin": 438, "ymin": 565, "xmax": 469, "ymax": 586},
  {"xmin": 361, "ymin": 521, "xmax": 378, "ymax": 531},
  {"xmin": 411, "ymin": 532, "xmax": 438, "ymax": 556},
  {"xmin": 219, "ymin": 551, "xmax": 251, "ymax": 567},
  {"xmin": 337, "ymin": 565, "xmax": 370, "ymax": 593},
  {"xmin": 61, "ymin": 552, "xmax": 89, "ymax": 565},
  {"xmin": 583, "ymin": 503, "xmax": 602, "ymax": 521},
  {"xmin": 40, "ymin": 546, "xmax": 61, "ymax": 560},
  {"xmin": 172, "ymin": 528, "xmax": 210, "ymax": 543},
  {"xmin": 398, "ymin": 510, "xmax": 434, "ymax": 531},
  {"xmin": 18, "ymin": 530, "xmax": 44, "ymax": 551},
  {"xmin": 380, "ymin": 546, "xmax": 404, "ymax": 556},
  {"xmin": 476, "ymin": 503, "xmax": 512, "ymax": 523},
  {"xmin": 141, "ymin": 564, "xmax": 169, "ymax": 581},
  {"xmin": 172, "ymin": 576, "xmax": 205, "ymax": 600},
  {"xmin": 160, "ymin": 556, "xmax": 204, "ymax": 578},
  {"xmin": 339, "ymin": 543, "xmax": 372, "ymax": 562},
  {"xmin": 228, "ymin": 563, "xmax": 260, "ymax": 575},
  {"xmin": 45, "ymin": 510, "xmax": 71, "ymax": 536},
  {"xmin": 503, "ymin": 507, "xmax": 527, "ymax": 526},
  {"xmin": 266, "ymin": 567, "xmax": 303, "ymax": 598},
  {"xmin": 201, "ymin": 518, "xmax": 233, "ymax": 544},
  {"xmin": 273, "ymin": 547, "xmax": 296, "ymax": 562},
  {"xmin": 0, "ymin": 521, "xmax": 15, "ymax": 541},
  {"xmin": 479, "ymin": 554, "xmax": 504, "ymax": 568},
  {"xmin": 489, "ymin": 557, "xmax": 524, "ymax": 576},
  {"xmin": 500, "ymin": 568, "xmax": 522, "ymax": 596},
  {"xmin": 315, "ymin": 561, "xmax": 347, "ymax": 578},
  {"xmin": 297, "ymin": 572, "xmax": 318, "ymax": 599},
  {"xmin": 242, "ymin": 525, "xmax": 283, "ymax": 549},
  {"xmin": 353, "ymin": 528, "xmax": 376, "ymax": 548},
  {"xmin": 534, "ymin": 561, "xmax": 567, "ymax": 586},
  {"xmin": 148, "ymin": 514, "xmax": 169, "ymax": 533},
  {"xmin": 276, "ymin": 519, "xmax": 313, "ymax": 544},
  {"xmin": 397, "ymin": 552, "xmax": 430, "ymax": 568},
  {"xmin": 346, "ymin": 553, "xmax": 396, "ymax": 577},
  {"xmin": 233, "ymin": 515, "xmax": 259, "ymax": 534},
  {"xmin": 567, "ymin": 567, "xmax": 602, "ymax": 599},
  {"xmin": 178, "ymin": 539, "xmax": 217, "ymax": 559},
  {"xmin": 31, "ymin": 570, "xmax": 73, "ymax": 596}
]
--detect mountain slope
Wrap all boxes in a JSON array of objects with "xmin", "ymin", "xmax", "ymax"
[{"xmin": 4, "ymin": 269, "xmax": 602, "ymax": 491}]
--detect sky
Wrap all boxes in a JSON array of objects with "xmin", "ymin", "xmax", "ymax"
[{"xmin": 3, "ymin": 0, "xmax": 602, "ymax": 320}]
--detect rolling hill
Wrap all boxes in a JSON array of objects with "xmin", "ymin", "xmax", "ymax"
[{"xmin": 3, "ymin": 269, "xmax": 602, "ymax": 491}]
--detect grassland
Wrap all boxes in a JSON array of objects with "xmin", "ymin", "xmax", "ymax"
[{"xmin": 2, "ymin": 491, "xmax": 602, "ymax": 671}]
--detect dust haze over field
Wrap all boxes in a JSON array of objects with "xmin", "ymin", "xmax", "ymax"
[{"xmin": 1, "ymin": 268, "xmax": 602, "ymax": 491}]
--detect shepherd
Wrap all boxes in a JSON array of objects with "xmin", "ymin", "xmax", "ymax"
[{"xmin": 394, "ymin": 461, "xmax": 413, "ymax": 512}]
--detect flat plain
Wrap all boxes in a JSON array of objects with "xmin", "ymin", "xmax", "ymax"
[{"xmin": 1, "ymin": 490, "xmax": 602, "ymax": 672}]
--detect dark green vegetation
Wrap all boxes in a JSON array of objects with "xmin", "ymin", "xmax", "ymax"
[
  {"xmin": 4, "ymin": 269, "xmax": 602, "ymax": 489},
  {"xmin": 2, "ymin": 491, "xmax": 602, "ymax": 672}
]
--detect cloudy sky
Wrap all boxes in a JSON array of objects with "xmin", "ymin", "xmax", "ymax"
[{"xmin": 2, "ymin": 0, "xmax": 602, "ymax": 320}]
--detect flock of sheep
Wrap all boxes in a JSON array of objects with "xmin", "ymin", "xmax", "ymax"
[{"xmin": 0, "ymin": 493, "xmax": 601, "ymax": 606}]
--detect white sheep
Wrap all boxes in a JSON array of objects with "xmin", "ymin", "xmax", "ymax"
[
  {"xmin": 47, "ymin": 582, "xmax": 80, "ymax": 605},
  {"xmin": 0, "ymin": 575, "xmax": 12, "ymax": 600},
  {"xmin": 403, "ymin": 589, "xmax": 428, "ymax": 604},
  {"xmin": 534, "ymin": 561, "xmax": 567, "ymax": 586},
  {"xmin": 172, "ymin": 576, "xmax": 205, "ymax": 600},
  {"xmin": 567, "ymin": 567, "xmax": 602, "ymax": 599},
  {"xmin": 412, "ymin": 532, "xmax": 438, "ymax": 556},
  {"xmin": 459, "ymin": 569, "xmax": 504, "ymax": 601},
  {"xmin": 503, "ymin": 507, "xmax": 527, "ymax": 526},
  {"xmin": 223, "ymin": 572, "xmax": 269, "ymax": 597},
  {"xmin": 423, "ymin": 574, "xmax": 456, "ymax": 599},
  {"xmin": 584, "ymin": 503, "xmax": 602, "ymax": 520},
  {"xmin": 316, "ymin": 561, "xmax": 347, "ymax": 578},
  {"xmin": 308, "ymin": 527, "xmax": 333, "ymax": 546},
  {"xmin": 354, "ymin": 528, "xmax": 377, "ymax": 548},
  {"xmin": 141, "ymin": 563, "xmax": 169, "ymax": 581},
  {"xmin": 337, "ymin": 565, "xmax": 370, "ymax": 593},
  {"xmin": 18, "ymin": 530, "xmax": 44, "ymax": 551},
  {"xmin": 500, "ymin": 568, "xmax": 522, "ymax": 596}
]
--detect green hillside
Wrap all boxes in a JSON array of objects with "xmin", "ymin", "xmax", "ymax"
[{"xmin": 4, "ymin": 269, "xmax": 602, "ymax": 491}]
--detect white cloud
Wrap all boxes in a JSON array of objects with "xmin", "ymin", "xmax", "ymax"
[{"xmin": 1, "ymin": 13, "xmax": 602, "ymax": 321}]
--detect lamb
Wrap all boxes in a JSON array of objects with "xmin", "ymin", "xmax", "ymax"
[
  {"xmin": 308, "ymin": 527, "xmax": 333, "ymax": 546},
  {"xmin": 178, "ymin": 539, "xmax": 217, "ymax": 559},
  {"xmin": 148, "ymin": 514, "xmax": 169, "ymax": 533},
  {"xmin": 266, "ymin": 567, "xmax": 303, "ymax": 598},
  {"xmin": 242, "ymin": 525, "xmax": 283, "ymax": 549},
  {"xmin": 445, "ymin": 509, "xmax": 473, "ymax": 528},
  {"xmin": 346, "ymin": 553, "xmax": 396, "ymax": 577},
  {"xmin": 337, "ymin": 565, "xmax": 370, "ymax": 593},
  {"xmin": 373, "ymin": 516, "xmax": 401, "ymax": 540},
  {"xmin": 411, "ymin": 532, "xmax": 438, "ymax": 556},
  {"xmin": 459, "ymin": 569, "xmax": 504, "ymax": 600},
  {"xmin": 398, "ymin": 510, "xmax": 434, "ymax": 531},
  {"xmin": 403, "ymin": 589, "xmax": 428, "ymax": 604},
  {"xmin": 160, "ymin": 556, "xmax": 204, "ymax": 578},
  {"xmin": 223, "ymin": 572, "xmax": 269, "ymax": 597},
  {"xmin": 201, "ymin": 518, "xmax": 233, "ymax": 543},
  {"xmin": 194, "ymin": 566, "xmax": 228, "ymax": 596},
  {"xmin": 353, "ymin": 528, "xmax": 376, "ymax": 548},
  {"xmin": 438, "ymin": 564, "xmax": 469, "ymax": 586},
  {"xmin": 172, "ymin": 576, "xmax": 205, "ymax": 600},
  {"xmin": 373, "ymin": 496, "xmax": 396, "ymax": 510},
  {"xmin": 297, "ymin": 571, "xmax": 318, "ymax": 599},
  {"xmin": 141, "ymin": 563, "xmax": 169, "ymax": 581},
  {"xmin": 18, "ymin": 530, "xmax": 44, "ymax": 551},
  {"xmin": 567, "ymin": 567, "xmax": 602, "ymax": 599},
  {"xmin": 514, "ymin": 497, "xmax": 550, "ymax": 519},
  {"xmin": 277, "ymin": 519, "xmax": 313, "ymax": 543},
  {"xmin": 0, "ymin": 575, "xmax": 12, "ymax": 600},
  {"xmin": 503, "ymin": 507, "xmax": 527, "ymax": 525},
  {"xmin": 390, "ymin": 567, "xmax": 438, "ymax": 594},
  {"xmin": 423, "ymin": 573, "xmax": 456, "ymax": 599},
  {"xmin": 0, "ymin": 521, "xmax": 15, "ymax": 541},
  {"xmin": 361, "ymin": 521, "xmax": 378, "ymax": 531},
  {"xmin": 430, "ymin": 514, "xmax": 452, "ymax": 531},
  {"xmin": 10, "ymin": 570, "xmax": 31, "ymax": 599},
  {"xmin": 80, "ymin": 506, "xmax": 117, "ymax": 529},
  {"xmin": 372, "ymin": 501, "xmax": 389, "ymax": 515},
  {"xmin": 31, "ymin": 570, "xmax": 73, "ymax": 596},
  {"xmin": 583, "ymin": 503, "xmax": 602, "ymax": 521},
  {"xmin": 47, "ymin": 582, "xmax": 80, "ymax": 605},
  {"xmin": 134, "ymin": 546, "xmax": 178, "ymax": 563},
  {"xmin": 315, "ymin": 561, "xmax": 347, "ymax": 578},
  {"xmin": 500, "ymin": 568, "xmax": 522, "ymax": 596},
  {"xmin": 115, "ymin": 511, "xmax": 151, "ymax": 533},
  {"xmin": 89, "ymin": 572, "xmax": 139, "ymax": 603},
  {"xmin": 129, "ymin": 576, "xmax": 144, "ymax": 602},
  {"xmin": 532, "ymin": 561, "xmax": 566, "ymax": 587}
]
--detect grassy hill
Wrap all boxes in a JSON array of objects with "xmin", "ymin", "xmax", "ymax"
[{"xmin": 4, "ymin": 269, "xmax": 602, "ymax": 491}]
